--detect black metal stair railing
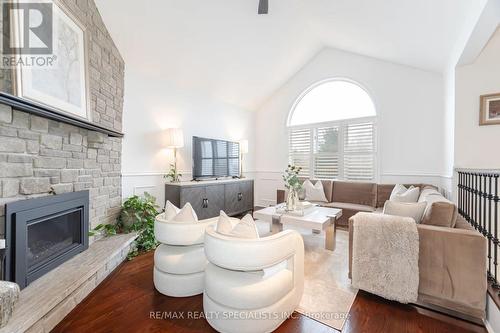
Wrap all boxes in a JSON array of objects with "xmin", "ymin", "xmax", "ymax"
[{"xmin": 457, "ymin": 169, "xmax": 499, "ymax": 292}]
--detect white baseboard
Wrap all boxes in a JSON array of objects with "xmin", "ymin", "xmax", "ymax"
[{"xmin": 485, "ymin": 319, "xmax": 494, "ymax": 333}]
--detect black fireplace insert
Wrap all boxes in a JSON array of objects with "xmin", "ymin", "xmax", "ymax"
[{"xmin": 4, "ymin": 191, "xmax": 89, "ymax": 289}]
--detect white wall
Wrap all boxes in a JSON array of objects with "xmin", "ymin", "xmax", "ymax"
[
  {"xmin": 455, "ymin": 27, "xmax": 500, "ymax": 170},
  {"xmin": 455, "ymin": 24, "xmax": 500, "ymax": 333},
  {"xmin": 486, "ymin": 295, "xmax": 500, "ymax": 333},
  {"xmin": 442, "ymin": 0, "xmax": 489, "ymax": 191},
  {"xmin": 121, "ymin": 68, "xmax": 256, "ymax": 205},
  {"xmin": 442, "ymin": 67, "xmax": 455, "ymax": 195},
  {"xmin": 254, "ymin": 48, "xmax": 446, "ymax": 207}
]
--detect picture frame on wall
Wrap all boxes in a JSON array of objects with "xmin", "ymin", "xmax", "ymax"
[
  {"xmin": 11, "ymin": 0, "xmax": 91, "ymax": 120},
  {"xmin": 480, "ymin": 92, "xmax": 500, "ymax": 126}
]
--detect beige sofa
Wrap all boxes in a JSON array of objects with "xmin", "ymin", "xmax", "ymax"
[
  {"xmin": 277, "ymin": 179, "xmax": 429, "ymax": 227},
  {"xmin": 277, "ymin": 179, "xmax": 487, "ymax": 322},
  {"xmin": 349, "ymin": 202, "xmax": 486, "ymax": 322}
]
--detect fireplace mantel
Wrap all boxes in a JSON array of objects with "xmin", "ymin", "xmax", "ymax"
[{"xmin": 0, "ymin": 92, "xmax": 124, "ymax": 138}]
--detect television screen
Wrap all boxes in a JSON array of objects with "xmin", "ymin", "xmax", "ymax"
[{"xmin": 192, "ymin": 136, "xmax": 240, "ymax": 179}]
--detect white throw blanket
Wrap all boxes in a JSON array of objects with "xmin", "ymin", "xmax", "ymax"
[{"xmin": 351, "ymin": 212, "xmax": 419, "ymax": 303}]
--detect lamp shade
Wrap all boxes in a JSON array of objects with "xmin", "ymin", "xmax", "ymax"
[
  {"xmin": 165, "ymin": 128, "xmax": 184, "ymax": 148},
  {"xmin": 239, "ymin": 140, "xmax": 248, "ymax": 154}
]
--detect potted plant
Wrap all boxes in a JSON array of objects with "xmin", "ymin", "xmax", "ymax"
[
  {"xmin": 90, "ymin": 192, "xmax": 160, "ymax": 258},
  {"xmin": 164, "ymin": 163, "xmax": 182, "ymax": 182},
  {"xmin": 282, "ymin": 164, "xmax": 302, "ymax": 211}
]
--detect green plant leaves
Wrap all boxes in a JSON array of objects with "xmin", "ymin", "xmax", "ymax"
[
  {"xmin": 89, "ymin": 192, "xmax": 160, "ymax": 258},
  {"xmin": 283, "ymin": 165, "xmax": 303, "ymax": 190}
]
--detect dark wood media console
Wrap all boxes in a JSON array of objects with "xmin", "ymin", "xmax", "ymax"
[{"xmin": 165, "ymin": 179, "xmax": 254, "ymax": 219}]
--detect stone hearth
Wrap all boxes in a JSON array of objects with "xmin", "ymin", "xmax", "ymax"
[{"xmin": 0, "ymin": 233, "xmax": 136, "ymax": 333}]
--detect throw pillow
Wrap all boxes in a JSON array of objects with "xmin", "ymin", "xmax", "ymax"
[
  {"xmin": 420, "ymin": 194, "xmax": 458, "ymax": 228},
  {"xmin": 390, "ymin": 185, "xmax": 420, "ymax": 203},
  {"xmin": 418, "ymin": 186, "xmax": 441, "ymax": 203},
  {"xmin": 383, "ymin": 201, "xmax": 427, "ymax": 223},
  {"xmin": 216, "ymin": 211, "xmax": 259, "ymax": 239},
  {"xmin": 172, "ymin": 202, "xmax": 198, "ymax": 222},
  {"xmin": 389, "ymin": 184, "xmax": 408, "ymax": 200},
  {"xmin": 164, "ymin": 200, "xmax": 180, "ymax": 221},
  {"xmin": 303, "ymin": 179, "xmax": 328, "ymax": 202}
]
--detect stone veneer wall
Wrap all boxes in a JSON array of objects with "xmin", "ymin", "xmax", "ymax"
[
  {"xmin": 0, "ymin": 106, "xmax": 122, "ymax": 236},
  {"xmin": 0, "ymin": 0, "xmax": 124, "ymax": 237},
  {"xmin": 1, "ymin": 0, "xmax": 125, "ymax": 132}
]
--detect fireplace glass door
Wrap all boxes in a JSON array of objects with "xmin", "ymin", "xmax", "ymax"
[
  {"xmin": 5, "ymin": 191, "xmax": 89, "ymax": 289},
  {"xmin": 27, "ymin": 209, "xmax": 82, "ymax": 272}
]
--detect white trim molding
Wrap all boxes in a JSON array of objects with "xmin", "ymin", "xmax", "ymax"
[
  {"xmin": 454, "ymin": 167, "xmax": 500, "ymax": 174},
  {"xmin": 380, "ymin": 171, "xmax": 448, "ymax": 178}
]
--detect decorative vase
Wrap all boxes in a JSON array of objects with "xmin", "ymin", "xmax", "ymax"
[{"xmin": 286, "ymin": 188, "xmax": 299, "ymax": 211}]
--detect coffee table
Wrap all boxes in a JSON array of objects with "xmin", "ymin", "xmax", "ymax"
[{"xmin": 253, "ymin": 206, "xmax": 342, "ymax": 251}]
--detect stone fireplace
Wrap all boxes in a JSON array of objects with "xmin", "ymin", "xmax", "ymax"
[
  {"xmin": 0, "ymin": 0, "xmax": 129, "ymax": 330},
  {"xmin": 0, "ymin": 0, "xmax": 125, "ymax": 240},
  {"xmin": 0, "ymin": 100, "xmax": 123, "ymax": 241}
]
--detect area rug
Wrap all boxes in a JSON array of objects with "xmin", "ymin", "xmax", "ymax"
[{"xmin": 254, "ymin": 221, "xmax": 358, "ymax": 331}]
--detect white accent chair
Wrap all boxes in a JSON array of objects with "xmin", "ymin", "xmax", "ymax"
[
  {"xmin": 153, "ymin": 212, "xmax": 217, "ymax": 297},
  {"xmin": 203, "ymin": 225, "xmax": 304, "ymax": 333}
]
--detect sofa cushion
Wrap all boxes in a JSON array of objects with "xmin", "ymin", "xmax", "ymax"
[
  {"xmin": 164, "ymin": 200, "xmax": 180, "ymax": 221},
  {"xmin": 173, "ymin": 202, "xmax": 198, "ymax": 223},
  {"xmin": 154, "ymin": 243, "xmax": 207, "ymax": 275},
  {"xmin": 303, "ymin": 179, "xmax": 328, "ymax": 202},
  {"xmin": 205, "ymin": 262, "xmax": 293, "ymax": 310},
  {"xmin": 323, "ymin": 201, "xmax": 375, "ymax": 212},
  {"xmin": 298, "ymin": 178, "xmax": 333, "ymax": 202},
  {"xmin": 389, "ymin": 184, "xmax": 409, "ymax": 200},
  {"xmin": 216, "ymin": 211, "xmax": 259, "ymax": 239},
  {"xmin": 376, "ymin": 184, "xmax": 427, "ymax": 208},
  {"xmin": 332, "ymin": 181, "xmax": 377, "ymax": 207},
  {"xmin": 454, "ymin": 214, "xmax": 473, "ymax": 231},
  {"xmin": 390, "ymin": 185, "xmax": 420, "ymax": 203},
  {"xmin": 421, "ymin": 193, "xmax": 458, "ymax": 228},
  {"xmin": 383, "ymin": 201, "xmax": 427, "ymax": 223},
  {"xmin": 418, "ymin": 187, "xmax": 441, "ymax": 202}
]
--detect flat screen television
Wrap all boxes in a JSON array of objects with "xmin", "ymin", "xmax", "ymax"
[{"xmin": 192, "ymin": 136, "xmax": 240, "ymax": 180}]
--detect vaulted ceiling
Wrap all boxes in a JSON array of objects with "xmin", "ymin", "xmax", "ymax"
[{"xmin": 95, "ymin": 0, "xmax": 487, "ymax": 110}]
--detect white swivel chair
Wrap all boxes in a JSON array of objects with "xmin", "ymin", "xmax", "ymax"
[
  {"xmin": 153, "ymin": 211, "xmax": 217, "ymax": 297},
  {"xmin": 203, "ymin": 225, "xmax": 304, "ymax": 333}
]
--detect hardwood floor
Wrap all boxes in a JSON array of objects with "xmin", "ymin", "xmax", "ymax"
[{"xmin": 52, "ymin": 251, "xmax": 486, "ymax": 333}]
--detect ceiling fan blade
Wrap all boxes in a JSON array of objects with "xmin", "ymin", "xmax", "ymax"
[{"xmin": 258, "ymin": 0, "xmax": 268, "ymax": 14}]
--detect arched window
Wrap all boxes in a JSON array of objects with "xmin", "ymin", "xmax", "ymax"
[{"xmin": 288, "ymin": 79, "xmax": 377, "ymax": 180}]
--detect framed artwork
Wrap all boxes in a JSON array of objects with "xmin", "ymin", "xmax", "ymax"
[
  {"xmin": 12, "ymin": 0, "xmax": 90, "ymax": 120},
  {"xmin": 480, "ymin": 93, "xmax": 500, "ymax": 126}
]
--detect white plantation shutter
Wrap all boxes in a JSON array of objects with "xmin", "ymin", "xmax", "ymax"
[
  {"xmin": 344, "ymin": 122, "xmax": 375, "ymax": 180},
  {"xmin": 288, "ymin": 120, "xmax": 376, "ymax": 180},
  {"xmin": 313, "ymin": 126, "xmax": 339, "ymax": 178},
  {"xmin": 289, "ymin": 128, "xmax": 311, "ymax": 177}
]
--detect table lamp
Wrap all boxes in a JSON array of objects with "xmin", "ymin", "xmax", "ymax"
[
  {"xmin": 239, "ymin": 140, "xmax": 248, "ymax": 178},
  {"xmin": 165, "ymin": 128, "xmax": 184, "ymax": 182}
]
